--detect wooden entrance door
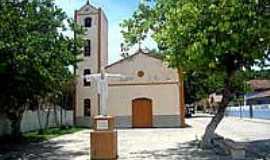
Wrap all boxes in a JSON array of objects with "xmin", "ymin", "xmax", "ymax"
[{"xmin": 132, "ymin": 98, "xmax": 153, "ymax": 128}]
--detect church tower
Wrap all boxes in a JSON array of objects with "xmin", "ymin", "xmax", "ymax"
[{"xmin": 74, "ymin": 1, "xmax": 108, "ymax": 127}]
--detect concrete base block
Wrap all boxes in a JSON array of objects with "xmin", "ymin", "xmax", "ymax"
[
  {"xmin": 231, "ymin": 149, "xmax": 245, "ymax": 160},
  {"xmin": 153, "ymin": 115, "xmax": 180, "ymax": 127},
  {"xmin": 90, "ymin": 130, "xmax": 118, "ymax": 160}
]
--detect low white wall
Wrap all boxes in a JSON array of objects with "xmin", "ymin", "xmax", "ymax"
[
  {"xmin": 0, "ymin": 115, "xmax": 11, "ymax": 136},
  {"xmin": 0, "ymin": 109, "xmax": 74, "ymax": 136}
]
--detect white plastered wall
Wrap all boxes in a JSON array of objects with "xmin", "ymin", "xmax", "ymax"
[
  {"xmin": 107, "ymin": 84, "xmax": 180, "ymax": 116},
  {"xmin": 106, "ymin": 53, "xmax": 178, "ymax": 84},
  {"xmin": 100, "ymin": 10, "xmax": 108, "ymax": 68}
]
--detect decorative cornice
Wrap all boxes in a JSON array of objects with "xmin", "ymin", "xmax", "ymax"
[
  {"xmin": 77, "ymin": 0, "xmax": 98, "ymax": 12},
  {"xmin": 108, "ymin": 81, "xmax": 179, "ymax": 87}
]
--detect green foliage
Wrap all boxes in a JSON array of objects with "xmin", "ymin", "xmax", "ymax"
[
  {"xmin": 120, "ymin": 2, "xmax": 153, "ymax": 46},
  {"xmin": 0, "ymin": 0, "xmax": 84, "ymax": 136},
  {"xmin": 0, "ymin": 127, "xmax": 84, "ymax": 144},
  {"xmin": 24, "ymin": 127, "xmax": 84, "ymax": 142},
  {"xmin": 122, "ymin": 0, "xmax": 270, "ymax": 99},
  {"xmin": 185, "ymin": 71, "xmax": 224, "ymax": 104},
  {"xmin": 247, "ymin": 69, "xmax": 270, "ymax": 80}
]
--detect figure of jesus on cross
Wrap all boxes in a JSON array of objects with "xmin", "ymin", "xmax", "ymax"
[{"xmin": 84, "ymin": 68, "xmax": 130, "ymax": 116}]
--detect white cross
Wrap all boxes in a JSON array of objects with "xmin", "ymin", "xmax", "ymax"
[{"xmin": 83, "ymin": 69, "xmax": 131, "ymax": 116}]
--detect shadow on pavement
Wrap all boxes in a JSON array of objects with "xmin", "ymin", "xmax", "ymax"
[
  {"xmin": 122, "ymin": 140, "xmax": 230, "ymax": 160},
  {"xmin": 121, "ymin": 139, "xmax": 270, "ymax": 160},
  {"xmin": 0, "ymin": 139, "xmax": 89, "ymax": 160},
  {"xmin": 1, "ymin": 133, "xmax": 269, "ymax": 160},
  {"xmin": 245, "ymin": 139, "xmax": 270, "ymax": 159}
]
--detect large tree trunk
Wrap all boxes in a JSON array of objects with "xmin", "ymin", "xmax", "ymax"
[
  {"xmin": 7, "ymin": 109, "xmax": 25, "ymax": 139},
  {"xmin": 63, "ymin": 95, "xmax": 68, "ymax": 127},
  {"xmin": 11, "ymin": 117, "xmax": 22, "ymax": 138},
  {"xmin": 201, "ymin": 105, "xmax": 227, "ymax": 148},
  {"xmin": 201, "ymin": 80, "xmax": 232, "ymax": 148},
  {"xmin": 177, "ymin": 67, "xmax": 186, "ymax": 127},
  {"xmin": 53, "ymin": 104, "xmax": 59, "ymax": 127},
  {"xmin": 37, "ymin": 103, "xmax": 44, "ymax": 134},
  {"xmin": 45, "ymin": 107, "xmax": 51, "ymax": 129}
]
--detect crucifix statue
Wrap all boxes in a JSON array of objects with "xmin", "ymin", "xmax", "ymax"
[{"xmin": 84, "ymin": 68, "xmax": 130, "ymax": 116}]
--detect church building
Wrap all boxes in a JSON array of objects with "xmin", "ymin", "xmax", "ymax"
[{"xmin": 75, "ymin": 1, "xmax": 182, "ymax": 128}]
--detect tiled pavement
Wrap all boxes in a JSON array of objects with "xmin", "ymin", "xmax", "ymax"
[{"xmin": 1, "ymin": 115, "xmax": 270, "ymax": 160}]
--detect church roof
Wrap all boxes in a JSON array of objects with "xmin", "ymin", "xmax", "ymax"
[
  {"xmin": 249, "ymin": 80, "xmax": 270, "ymax": 91},
  {"xmin": 105, "ymin": 50, "xmax": 163, "ymax": 69}
]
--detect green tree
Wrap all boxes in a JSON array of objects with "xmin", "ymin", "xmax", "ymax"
[
  {"xmin": 0, "ymin": 0, "xmax": 83, "ymax": 138},
  {"xmin": 184, "ymin": 71, "xmax": 224, "ymax": 104},
  {"xmin": 121, "ymin": 0, "xmax": 269, "ymax": 147}
]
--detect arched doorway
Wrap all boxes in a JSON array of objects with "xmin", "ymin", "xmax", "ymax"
[{"xmin": 132, "ymin": 98, "xmax": 153, "ymax": 128}]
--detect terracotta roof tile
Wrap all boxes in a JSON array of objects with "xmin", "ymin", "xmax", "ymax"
[{"xmin": 249, "ymin": 80, "xmax": 270, "ymax": 91}]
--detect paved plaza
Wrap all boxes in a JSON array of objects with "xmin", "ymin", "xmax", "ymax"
[{"xmin": 1, "ymin": 115, "xmax": 270, "ymax": 160}]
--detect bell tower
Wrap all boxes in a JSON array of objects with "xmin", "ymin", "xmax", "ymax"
[{"xmin": 74, "ymin": 1, "xmax": 108, "ymax": 127}]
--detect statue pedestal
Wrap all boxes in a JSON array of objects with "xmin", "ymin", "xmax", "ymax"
[
  {"xmin": 90, "ymin": 116, "xmax": 118, "ymax": 160},
  {"xmin": 93, "ymin": 115, "xmax": 115, "ymax": 131}
]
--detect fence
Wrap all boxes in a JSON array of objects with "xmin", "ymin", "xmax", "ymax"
[
  {"xmin": 226, "ymin": 104, "xmax": 270, "ymax": 120},
  {"xmin": 0, "ymin": 108, "xmax": 73, "ymax": 136}
]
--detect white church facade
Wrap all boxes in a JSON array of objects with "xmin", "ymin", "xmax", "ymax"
[{"xmin": 75, "ymin": 2, "xmax": 182, "ymax": 128}]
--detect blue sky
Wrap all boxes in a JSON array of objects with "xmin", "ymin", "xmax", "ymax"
[{"xmin": 55, "ymin": 0, "xmax": 156, "ymax": 64}]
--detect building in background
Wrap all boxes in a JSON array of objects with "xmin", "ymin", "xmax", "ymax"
[
  {"xmin": 207, "ymin": 92, "xmax": 223, "ymax": 114},
  {"xmin": 246, "ymin": 80, "xmax": 270, "ymax": 105}
]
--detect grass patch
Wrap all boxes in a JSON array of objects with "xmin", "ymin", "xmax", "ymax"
[
  {"xmin": 0, "ymin": 127, "xmax": 84, "ymax": 144},
  {"xmin": 23, "ymin": 127, "xmax": 84, "ymax": 143}
]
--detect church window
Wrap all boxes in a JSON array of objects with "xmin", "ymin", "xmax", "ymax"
[
  {"xmin": 84, "ymin": 69, "xmax": 91, "ymax": 86},
  {"xmin": 84, "ymin": 40, "xmax": 91, "ymax": 56},
  {"xmin": 84, "ymin": 17, "xmax": 92, "ymax": 27},
  {"xmin": 137, "ymin": 70, "xmax": 144, "ymax": 78},
  {"xmin": 84, "ymin": 99, "xmax": 91, "ymax": 117}
]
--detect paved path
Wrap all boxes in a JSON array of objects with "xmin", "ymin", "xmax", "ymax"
[
  {"xmin": 1, "ymin": 115, "xmax": 270, "ymax": 160},
  {"xmin": 189, "ymin": 115, "xmax": 270, "ymax": 159},
  {"xmin": 190, "ymin": 115, "xmax": 270, "ymax": 141},
  {"xmin": 118, "ymin": 128, "xmax": 226, "ymax": 160}
]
